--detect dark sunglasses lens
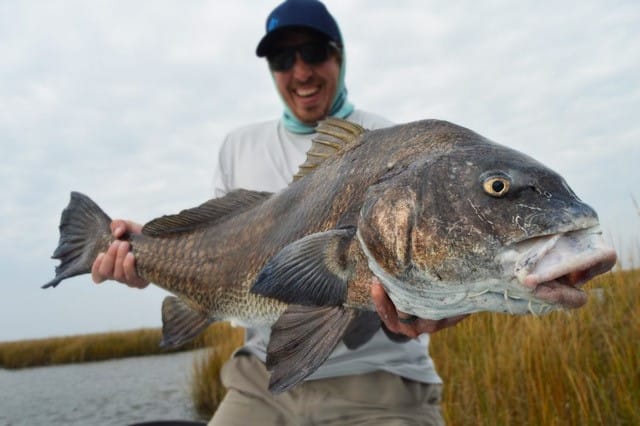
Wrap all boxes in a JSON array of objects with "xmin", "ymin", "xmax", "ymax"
[
  {"xmin": 268, "ymin": 48, "xmax": 295, "ymax": 71},
  {"xmin": 299, "ymin": 43, "xmax": 329, "ymax": 65},
  {"xmin": 268, "ymin": 42, "xmax": 332, "ymax": 71}
]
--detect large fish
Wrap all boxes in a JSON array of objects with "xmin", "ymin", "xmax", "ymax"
[{"xmin": 44, "ymin": 118, "xmax": 616, "ymax": 392}]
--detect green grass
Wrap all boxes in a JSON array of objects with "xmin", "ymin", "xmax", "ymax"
[{"xmin": 190, "ymin": 323, "xmax": 245, "ymax": 417}]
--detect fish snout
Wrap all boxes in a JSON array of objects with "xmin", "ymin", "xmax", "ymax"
[
  {"xmin": 520, "ymin": 200, "xmax": 599, "ymax": 240},
  {"xmin": 510, "ymin": 227, "xmax": 617, "ymax": 309}
]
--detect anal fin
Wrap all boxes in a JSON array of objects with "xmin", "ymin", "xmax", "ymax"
[
  {"xmin": 160, "ymin": 296, "xmax": 212, "ymax": 348},
  {"xmin": 266, "ymin": 305, "xmax": 357, "ymax": 393}
]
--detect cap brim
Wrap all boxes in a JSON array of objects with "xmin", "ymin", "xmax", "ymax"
[
  {"xmin": 255, "ymin": 26, "xmax": 333, "ymax": 57},
  {"xmin": 256, "ymin": 32, "xmax": 278, "ymax": 57}
]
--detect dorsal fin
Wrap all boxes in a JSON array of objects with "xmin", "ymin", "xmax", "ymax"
[
  {"xmin": 293, "ymin": 117, "xmax": 367, "ymax": 181},
  {"xmin": 142, "ymin": 189, "xmax": 272, "ymax": 237}
]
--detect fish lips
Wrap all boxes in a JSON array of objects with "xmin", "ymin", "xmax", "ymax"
[{"xmin": 505, "ymin": 226, "xmax": 617, "ymax": 309}]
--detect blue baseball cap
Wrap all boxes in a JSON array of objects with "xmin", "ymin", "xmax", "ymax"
[{"xmin": 256, "ymin": 0, "xmax": 342, "ymax": 57}]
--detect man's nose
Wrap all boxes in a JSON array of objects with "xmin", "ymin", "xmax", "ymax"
[{"xmin": 291, "ymin": 52, "xmax": 313, "ymax": 80}]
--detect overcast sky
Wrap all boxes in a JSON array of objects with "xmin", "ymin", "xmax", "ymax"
[{"xmin": 1, "ymin": 0, "xmax": 638, "ymax": 342}]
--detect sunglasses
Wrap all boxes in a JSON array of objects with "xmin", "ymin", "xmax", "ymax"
[{"xmin": 267, "ymin": 41, "xmax": 338, "ymax": 72}]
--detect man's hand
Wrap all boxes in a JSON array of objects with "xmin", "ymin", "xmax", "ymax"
[
  {"xmin": 91, "ymin": 219, "xmax": 149, "ymax": 289},
  {"xmin": 371, "ymin": 280, "xmax": 468, "ymax": 338}
]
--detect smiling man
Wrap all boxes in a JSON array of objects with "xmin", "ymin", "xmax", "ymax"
[
  {"xmin": 266, "ymin": 29, "xmax": 340, "ymax": 124},
  {"xmin": 208, "ymin": 1, "xmax": 456, "ymax": 425},
  {"xmin": 92, "ymin": 1, "xmax": 461, "ymax": 424}
]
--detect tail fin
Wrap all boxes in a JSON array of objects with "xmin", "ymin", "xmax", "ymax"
[{"xmin": 42, "ymin": 192, "xmax": 112, "ymax": 289}]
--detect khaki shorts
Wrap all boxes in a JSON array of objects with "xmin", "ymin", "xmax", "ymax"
[{"xmin": 208, "ymin": 353, "xmax": 444, "ymax": 426}]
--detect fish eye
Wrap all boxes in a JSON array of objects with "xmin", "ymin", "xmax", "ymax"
[{"xmin": 482, "ymin": 176, "xmax": 511, "ymax": 197}]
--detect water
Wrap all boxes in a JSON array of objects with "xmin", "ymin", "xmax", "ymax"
[{"xmin": 0, "ymin": 350, "xmax": 209, "ymax": 425}]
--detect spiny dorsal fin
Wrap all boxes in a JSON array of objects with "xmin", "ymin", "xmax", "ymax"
[
  {"xmin": 293, "ymin": 117, "xmax": 367, "ymax": 181},
  {"xmin": 142, "ymin": 189, "xmax": 272, "ymax": 237}
]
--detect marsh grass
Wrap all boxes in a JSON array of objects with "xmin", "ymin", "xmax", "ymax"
[
  {"xmin": 190, "ymin": 323, "xmax": 245, "ymax": 417},
  {"xmin": 190, "ymin": 268, "xmax": 639, "ymax": 424},
  {"xmin": 0, "ymin": 328, "xmax": 206, "ymax": 368},
  {"xmin": 432, "ymin": 268, "xmax": 639, "ymax": 425},
  {"xmin": 2, "ymin": 271, "xmax": 636, "ymax": 424}
]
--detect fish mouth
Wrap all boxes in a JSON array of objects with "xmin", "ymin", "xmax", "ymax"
[{"xmin": 509, "ymin": 227, "xmax": 617, "ymax": 309}]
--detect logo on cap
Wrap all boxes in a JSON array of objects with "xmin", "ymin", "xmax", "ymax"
[{"xmin": 267, "ymin": 17, "xmax": 280, "ymax": 31}]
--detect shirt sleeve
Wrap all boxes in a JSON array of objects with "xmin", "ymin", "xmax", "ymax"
[{"xmin": 212, "ymin": 135, "xmax": 232, "ymax": 197}]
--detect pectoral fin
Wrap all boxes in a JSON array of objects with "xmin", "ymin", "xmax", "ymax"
[
  {"xmin": 160, "ymin": 296, "xmax": 212, "ymax": 348},
  {"xmin": 251, "ymin": 227, "xmax": 356, "ymax": 306},
  {"xmin": 266, "ymin": 304, "xmax": 358, "ymax": 393}
]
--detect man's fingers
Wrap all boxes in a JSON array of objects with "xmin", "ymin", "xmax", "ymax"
[
  {"xmin": 371, "ymin": 283, "xmax": 420, "ymax": 337},
  {"xmin": 89, "ymin": 227, "xmax": 149, "ymax": 288},
  {"xmin": 442, "ymin": 314, "xmax": 470, "ymax": 328},
  {"xmin": 91, "ymin": 253, "xmax": 106, "ymax": 283},
  {"xmin": 413, "ymin": 319, "xmax": 442, "ymax": 334},
  {"xmin": 112, "ymin": 241, "xmax": 130, "ymax": 282},
  {"xmin": 96, "ymin": 244, "xmax": 118, "ymax": 283},
  {"xmin": 122, "ymin": 252, "xmax": 136, "ymax": 283},
  {"xmin": 123, "ymin": 252, "xmax": 149, "ymax": 289},
  {"xmin": 414, "ymin": 314, "xmax": 470, "ymax": 334},
  {"xmin": 371, "ymin": 282, "xmax": 397, "ymax": 324},
  {"xmin": 397, "ymin": 313, "xmax": 418, "ymax": 324},
  {"xmin": 371, "ymin": 280, "xmax": 470, "ymax": 337},
  {"xmin": 110, "ymin": 220, "xmax": 126, "ymax": 238},
  {"xmin": 110, "ymin": 219, "xmax": 143, "ymax": 238}
]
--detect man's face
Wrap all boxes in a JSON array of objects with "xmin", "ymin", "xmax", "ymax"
[{"xmin": 269, "ymin": 31, "xmax": 340, "ymax": 125}]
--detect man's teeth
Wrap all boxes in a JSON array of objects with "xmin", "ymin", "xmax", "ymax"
[{"xmin": 295, "ymin": 87, "xmax": 319, "ymax": 97}]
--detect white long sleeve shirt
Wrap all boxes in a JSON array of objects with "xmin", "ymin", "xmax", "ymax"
[{"xmin": 212, "ymin": 109, "xmax": 441, "ymax": 384}]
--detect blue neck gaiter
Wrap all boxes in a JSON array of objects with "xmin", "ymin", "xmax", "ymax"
[{"xmin": 280, "ymin": 40, "xmax": 355, "ymax": 134}]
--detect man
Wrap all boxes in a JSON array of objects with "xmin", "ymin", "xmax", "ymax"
[{"xmin": 93, "ymin": 1, "xmax": 466, "ymax": 424}]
